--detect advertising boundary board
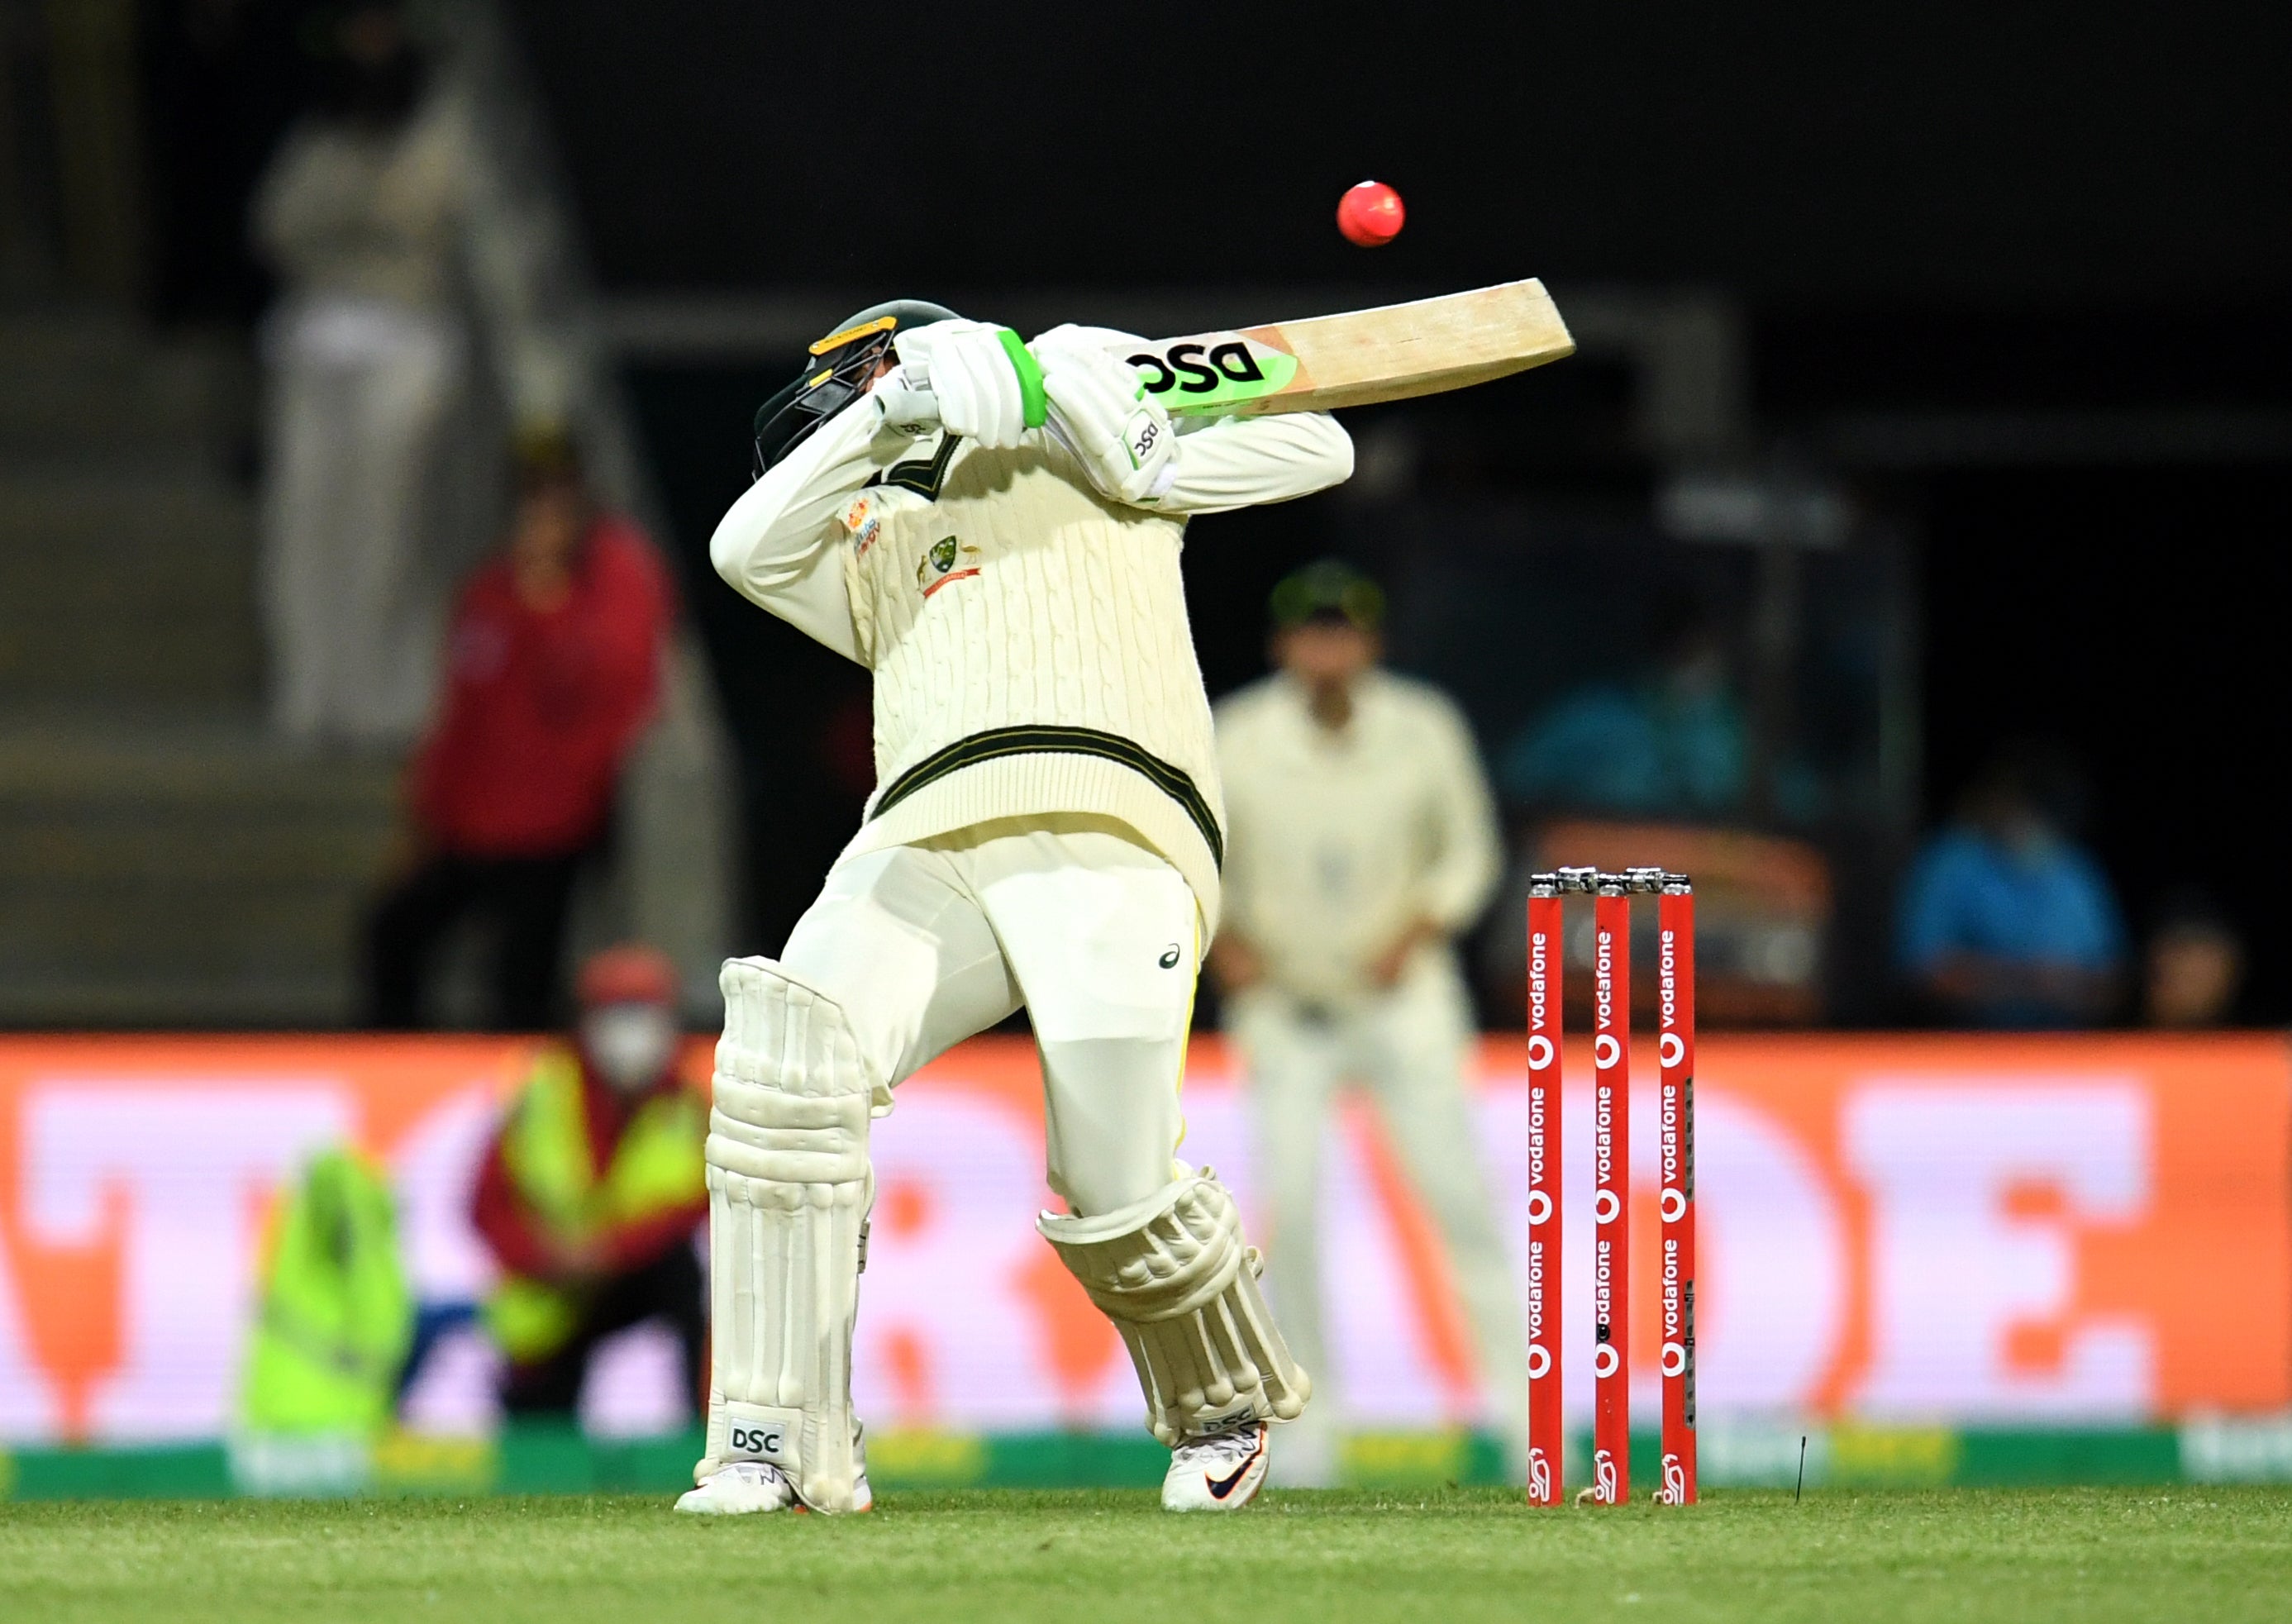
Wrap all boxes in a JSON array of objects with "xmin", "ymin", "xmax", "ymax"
[
  {"xmin": 0, "ymin": 1032, "xmax": 2285, "ymax": 1467},
  {"xmin": 11, "ymin": 1418, "xmax": 2292, "ymax": 1501}
]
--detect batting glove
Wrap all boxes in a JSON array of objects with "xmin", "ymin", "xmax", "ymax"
[
  {"xmin": 1032, "ymin": 324, "xmax": 1177, "ymax": 507},
  {"xmin": 889, "ymin": 320, "xmax": 1045, "ymax": 450}
]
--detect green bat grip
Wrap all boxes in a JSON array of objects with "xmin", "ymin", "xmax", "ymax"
[{"xmin": 995, "ymin": 328, "xmax": 1048, "ymax": 431}]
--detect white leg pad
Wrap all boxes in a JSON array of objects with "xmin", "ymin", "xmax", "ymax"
[
  {"xmin": 698, "ymin": 958, "xmax": 874, "ymax": 1513},
  {"xmin": 1038, "ymin": 1169, "xmax": 1311, "ymax": 1445}
]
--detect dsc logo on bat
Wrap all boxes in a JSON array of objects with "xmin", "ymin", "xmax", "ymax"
[{"xmin": 1125, "ymin": 339, "xmax": 1298, "ymax": 411}]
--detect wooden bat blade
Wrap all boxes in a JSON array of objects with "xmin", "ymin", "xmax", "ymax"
[{"xmin": 1121, "ymin": 279, "xmax": 1575, "ymax": 417}]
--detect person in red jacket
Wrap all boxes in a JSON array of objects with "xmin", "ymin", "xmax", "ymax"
[
  {"xmin": 362, "ymin": 430, "xmax": 674, "ymax": 1029},
  {"xmin": 473, "ymin": 945, "xmax": 707, "ymax": 1417}
]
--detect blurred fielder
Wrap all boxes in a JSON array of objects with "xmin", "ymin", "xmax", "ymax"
[
  {"xmin": 678, "ymin": 304, "xmax": 1350, "ymax": 1514},
  {"xmin": 1210, "ymin": 562, "xmax": 1526, "ymax": 1484}
]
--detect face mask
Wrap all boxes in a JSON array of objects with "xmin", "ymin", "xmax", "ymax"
[{"xmin": 582, "ymin": 1004, "xmax": 678, "ymax": 1094}]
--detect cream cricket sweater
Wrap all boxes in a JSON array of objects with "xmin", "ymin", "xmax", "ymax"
[
  {"xmin": 710, "ymin": 395, "xmax": 1352, "ymax": 932},
  {"xmin": 1216, "ymin": 669, "xmax": 1503, "ymax": 1002}
]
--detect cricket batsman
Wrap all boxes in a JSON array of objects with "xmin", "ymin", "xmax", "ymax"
[{"xmin": 675, "ymin": 303, "xmax": 1351, "ymax": 1515}]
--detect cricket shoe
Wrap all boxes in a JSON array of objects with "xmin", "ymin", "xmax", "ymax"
[
  {"xmin": 673, "ymin": 1460, "xmax": 876, "ymax": 1516},
  {"xmin": 675, "ymin": 1420, "xmax": 875, "ymax": 1516},
  {"xmin": 674, "ymin": 1460, "xmax": 798, "ymax": 1515},
  {"xmin": 1163, "ymin": 1422, "xmax": 1270, "ymax": 1512}
]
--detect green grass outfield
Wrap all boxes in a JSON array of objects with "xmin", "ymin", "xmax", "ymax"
[{"xmin": 5, "ymin": 1487, "xmax": 2290, "ymax": 1624}]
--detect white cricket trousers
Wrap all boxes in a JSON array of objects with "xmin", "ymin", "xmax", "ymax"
[
  {"xmin": 1231, "ymin": 959, "xmax": 1527, "ymax": 1461},
  {"xmin": 259, "ymin": 297, "xmax": 465, "ymax": 745},
  {"xmin": 779, "ymin": 819, "xmax": 1200, "ymax": 1217}
]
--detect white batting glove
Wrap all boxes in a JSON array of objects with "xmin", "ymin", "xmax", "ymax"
[
  {"xmin": 890, "ymin": 320, "xmax": 1044, "ymax": 449},
  {"xmin": 1032, "ymin": 325, "xmax": 1177, "ymax": 506},
  {"xmin": 867, "ymin": 363, "xmax": 939, "ymax": 440}
]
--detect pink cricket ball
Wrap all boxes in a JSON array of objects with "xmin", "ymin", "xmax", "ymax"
[{"xmin": 1337, "ymin": 179, "xmax": 1406, "ymax": 247}]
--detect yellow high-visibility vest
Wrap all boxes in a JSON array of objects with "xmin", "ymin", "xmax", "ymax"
[
  {"xmin": 484, "ymin": 1048, "xmax": 705, "ymax": 1363},
  {"xmin": 239, "ymin": 1147, "xmax": 412, "ymax": 1436}
]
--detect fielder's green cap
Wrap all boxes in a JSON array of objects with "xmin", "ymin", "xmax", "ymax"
[{"xmin": 1270, "ymin": 559, "xmax": 1386, "ymax": 631}]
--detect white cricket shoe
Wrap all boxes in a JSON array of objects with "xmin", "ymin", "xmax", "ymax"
[
  {"xmin": 674, "ymin": 1460, "xmax": 800, "ymax": 1516},
  {"xmin": 1163, "ymin": 1422, "xmax": 1271, "ymax": 1512},
  {"xmin": 674, "ymin": 1457, "xmax": 875, "ymax": 1516}
]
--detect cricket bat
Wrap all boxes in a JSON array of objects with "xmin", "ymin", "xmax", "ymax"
[
  {"xmin": 887, "ymin": 279, "xmax": 1573, "ymax": 427},
  {"xmin": 1120, "ymin": 278, "xmax": 1573, "ymax": 416}
]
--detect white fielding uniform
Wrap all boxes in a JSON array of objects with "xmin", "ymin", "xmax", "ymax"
[
  {"xmin": 253, "ymin": 94, "xmax": 475, "ymax": 745},
  {"xmin": 698, "ymin": 376, "xmax": 1350, "ymax": 1509},
  {"xmin": 1215, "ymin": 669, "xmax": 1527, "ymax": 1478}
]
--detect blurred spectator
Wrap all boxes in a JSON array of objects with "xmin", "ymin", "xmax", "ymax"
[
  {"xmin": 236, "ymin": 1145, "xmax": 412, "ymax": 1449},
  {"xmin": 1497, "ymin": 592, "xmax": 1747, "ymax": 817},
  {"xmin": 1897, "ymin": 744, "xmax": 2127, "ymax": 1028},
  {"xmin": 362, "ymin": 431, "xmax": 673, "ymax": 1030},
  {"xmin": 473, "ymin": 946, "xmax": 706, "ymax": 1420},
  {"xmin": 251, "ymin": 0, "xmax": 477, "ymax": 744},
  {"xmin": 2143, "ymin": 889, "xmax": 2246, "ymax": 1028},
  {"xmin": 1211, "ymin": 561, "xmax": 1523, "ymax": 1486}
]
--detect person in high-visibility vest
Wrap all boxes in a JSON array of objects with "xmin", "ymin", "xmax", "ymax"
[
  {"xmin": 473, "ymin": 943, "xmax": 707, "ymax": 1415},
  {"xmin": 240, "ymin": 1145, "xmax": 414, "ymax": 1438}
]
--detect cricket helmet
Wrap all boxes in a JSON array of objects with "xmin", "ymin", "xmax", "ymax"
[{"xmin": 752, "ymin": 299, "xmax": 961, "ymax": 476}]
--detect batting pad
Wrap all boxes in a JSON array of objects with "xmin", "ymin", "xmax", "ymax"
[
  {"xmin": 1039, "ymin": 1169, "xmax": 1311, "ymax": 1445},
  {"xmin": 699, "ymin": 959, "xmax": 873, "ymax": 1512}
]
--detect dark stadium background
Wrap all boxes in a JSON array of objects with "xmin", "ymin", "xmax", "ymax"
[{"xmin": 483, "ymin": 1, "xmax": 2291, "ymax": 1016}]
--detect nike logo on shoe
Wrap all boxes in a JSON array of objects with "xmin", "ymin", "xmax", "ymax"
[{"xmin": 1207, "ymin": 1435, "xmax": 1265, "ymax": 1499}]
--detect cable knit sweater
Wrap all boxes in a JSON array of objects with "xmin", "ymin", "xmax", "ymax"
[{"xmin": 709, "ymin": 391, "xmax": 1351, "ymax": 932}]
